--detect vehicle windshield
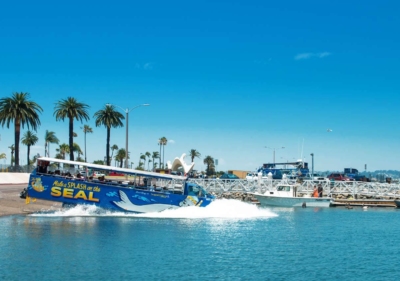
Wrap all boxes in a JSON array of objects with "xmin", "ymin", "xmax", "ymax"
[{"xmin": 187, "ymin": 183, "xmax": 211, "ymax": 198}]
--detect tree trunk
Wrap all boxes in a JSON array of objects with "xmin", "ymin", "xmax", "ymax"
[
  {"xmin": 14, "ymin": 119, "xmax": 20, "ymax": 167},
  {"xmin": 159, "ymin": 144, "xmax": 161, "ymax": 168},
  {"xmin": 84, "ymin": 131, "xmax": 87, "ymax": 162},
  {"xmin": 106, "ymin": 127, "xmax": 110, "ymax": 166},
  {"xmin": 69, "ymin": 116, "xmax": 74, "ymax": 161},
  {"xmin": 27, "ymin": 145, "xmax": 30, "ymax": 167}
]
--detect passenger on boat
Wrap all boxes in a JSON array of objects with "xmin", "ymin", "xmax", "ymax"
[
  {"xmin": 65, "ymin": 172, "xmax": 73, "ymax": 179},
  {"xmin": 318, "ymin": 185, "xmax": 323, "ymax": 197},
  {"xmin": 313, "ymin": 186, "xmax": 318, "ymax": 198},
  {"xmin": 37, "ymin": 160, "xmax": 49, "ymax": 174}
]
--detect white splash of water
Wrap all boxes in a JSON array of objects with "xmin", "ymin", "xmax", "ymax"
[
  {"xmin": 141, "ymin": 199, "xmax": 277, "ymax": 219},
  {"xmin": 30, "ymin": 199, "xmax": 277, "ymax": 220}
]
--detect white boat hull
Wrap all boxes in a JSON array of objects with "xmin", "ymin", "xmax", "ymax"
[{"xmin": 254, "ymin": 194, "xmax": 332, "ymax": 208}]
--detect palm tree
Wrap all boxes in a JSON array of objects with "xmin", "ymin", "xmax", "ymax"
[
  {"xmin": 140, "ymin": 154, "xmax": 146, "ymax": 167},
  {"xmin": 203, "ymin": 155, "xmax": 215, "ymax": 176},
  {"xmin": 82, "ymin": 125, "xmax": 93, "ymax": 162},
  {"xmin": 93, "ymin": 104, "xmax": 124, "ymax": 166},
  {"xmin": 158, "ymin": 140, "xmax": 162, "ymax": 168},
  {"xmin": 21, "ymin": 130, "xmax": 39, "ymax": 167},
  {"xmin": 158, "ymin": 137, "xmax": 167, "ymax": 169},
  {"xmin": 31, "ymin": 153, "xmax": 40, "ymax": 165},
  {"xmin": 110, "ymin": 144, "xmax": 118, "ymax": 165},
  {"xmin": 145, "ymin": 151, "xmax": 151, "ymax": 171},
  {"xmin": 0, "ymin": 92, "xmax": 43, "ymax": 166},
  {"xmin": 189, "ymin": 149, "xmax": 201, "ymax": 163},
  {"xmin": 54, "ymin": 97, "xmax": 90, "ymax": 161},
  {"xmin": 152, "ymin": 151, "xmax": 160, "ymax": 171},
  {"xmin": 115, "ymin": 148, "xmax": 126, "ymax": 168},
  {"xmin": 8, "ymin": 144, "xmax": 15, "ymax": 166},
  {"xmin": 136, "ymin": 161, "xmax": 144, "ymax": 170},
  {"xmin": 0, "ymin": 153, "xmax": 6, "ymax": 163},
  {"xmin": 56, "ymin": 143, "xmax": 70, "ymax": 160},
  {"xmin": 55, "ymin": 153, "xmax": 63, "ymax": 160},
  {"xmin": 44, "ymin": 130, "xmax": 59, "ymax": 157},
  {"xmin": 73, "ymin": 143, "xmax": 83, "ymax": 160}
]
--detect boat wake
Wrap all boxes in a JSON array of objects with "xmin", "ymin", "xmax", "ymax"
[{"xmin": 30, "ymin": 199, "xmax": 277, "ymax": 219}]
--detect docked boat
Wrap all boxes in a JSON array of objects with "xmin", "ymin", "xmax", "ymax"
[
  {"xmin": 21, "ymin": 157, "xmax": 214, "ymax": 213},
  {"xmin": 394, "ymin": 200, "xmax": 400, "ymax": 208},
  {"xmin": 251, "ymin": 184, "xmax": 332, "ymax": 208}
]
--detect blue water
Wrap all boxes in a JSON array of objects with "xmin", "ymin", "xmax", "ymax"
[{"xmin": 1, "ymin": 200, "xmax": 400, "ymax": 281}]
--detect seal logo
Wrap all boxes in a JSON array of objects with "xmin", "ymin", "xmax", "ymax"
[{"xmin": 31, "ymin": 178, "xmax": 45, "ymax": 192}]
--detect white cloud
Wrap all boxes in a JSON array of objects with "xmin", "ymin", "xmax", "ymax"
[
  {"xmin": 294, "ymin": 53, "xmax": 313, "ymax": 60},
  {"xmin": 169, "ymin": 140, "xmax": 175, "ymax": 144},
  {"xmin": 318, "ymin": 52, "xmax": 331, "ymax": 58},
  {"xmin": 294, "ymin": 52, "xmax": 332, "ymax": 60},
  {"xmin": 135, "ymin": 62, "xmax": 155, "ymax": 70},
  {"xmin": 143, "ymin": 63, "xmax": 154, "ymax": 70},
  {"xmin": 254, "ymin": 58, "xmax": 272, "ymax": 65}
]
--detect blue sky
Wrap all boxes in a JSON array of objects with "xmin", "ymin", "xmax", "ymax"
[{"xmin": 0, "ymin": 0, "xmax": 399, "ymax": 172}]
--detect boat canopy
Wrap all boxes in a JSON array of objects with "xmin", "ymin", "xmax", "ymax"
[{"xmin": 36, "ymin": 157, "xmax": 187, "ymax": 181}]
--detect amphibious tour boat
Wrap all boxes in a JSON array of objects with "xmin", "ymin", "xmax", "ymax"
[{"xmin": 21, "ymin": 157, "xmax": 214, "ymax": 213}]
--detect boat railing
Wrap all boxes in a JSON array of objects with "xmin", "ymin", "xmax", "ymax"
[{"xmin": 186, "ymin": 178, "xmax": 400, "ymax": 198}]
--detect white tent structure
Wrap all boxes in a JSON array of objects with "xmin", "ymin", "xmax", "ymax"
[{"xmin": 167, "ymin": 153, "xmax": 195, "ymax": 175}]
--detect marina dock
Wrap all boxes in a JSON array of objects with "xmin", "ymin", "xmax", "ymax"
[
  {"xmin": 191, "ymin": 178, "xmax": 400, "ymax": 206},
  {"xmin": 331, "ymin": 199, "xmax": 396, "ymax": 208}
]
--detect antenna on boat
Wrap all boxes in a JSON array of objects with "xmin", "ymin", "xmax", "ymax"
[{"xmin": 300, "ymin": 138, "xmax": 304, "ymax": 168}]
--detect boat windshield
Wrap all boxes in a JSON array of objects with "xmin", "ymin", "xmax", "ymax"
[
  {"xmin": 277, "ymin": 185, "xmax": 291, "ymax": 192},
  {"xmin": 187, "ymin": 183, "xmax": 210, "ymax": 198}
]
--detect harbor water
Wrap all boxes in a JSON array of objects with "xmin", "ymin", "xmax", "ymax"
[{"xmin": 1, "ymin": 199, "xmax": 399, "ymax": 281}]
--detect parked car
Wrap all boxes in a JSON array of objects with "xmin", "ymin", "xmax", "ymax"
[
  {"xmin": 327, "ymin": 173, "xmax": 354, "ymax": 181},
  {"xmin": 352, "ymin": 174, "xmax": 371, "ymax": 182},
  {"xmin": 301, "ymin": 173, "xmax": 329, "ymax": 181},
  {"xmin": 93, "ymin": 171, "xmax": 106, "ymax": 177},
  {"xmin": 219, "ymin": 173, "xmax": 240, "ymax": 181},
  {"xmin": 109, "ymin": 171, "xmax": 125, "ymax": 176}
]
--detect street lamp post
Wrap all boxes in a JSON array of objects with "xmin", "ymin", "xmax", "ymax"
[
  {"xmin": 264, "ymin": 146, "xmax": 285, "ymax": 163},
  {"xmin": 310, "ymin": 153, "xmax": 314, "ymax": 177},
  {"xmin": 109, "ymin": 103, "xmax": 150, "ymax": 168}
]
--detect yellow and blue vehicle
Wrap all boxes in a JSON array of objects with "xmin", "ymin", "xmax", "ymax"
[{"xmin": 22, "ymin": 157, "xmax": 214, "ymax": 213}]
